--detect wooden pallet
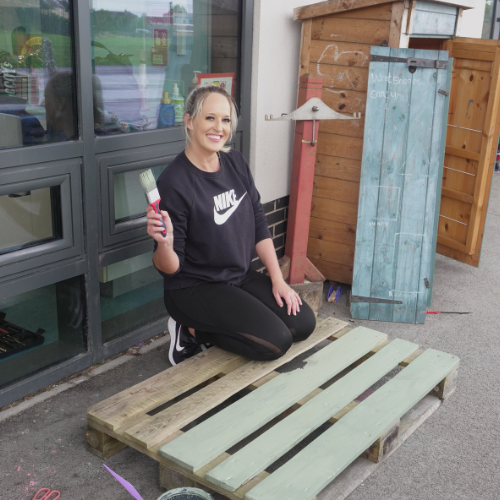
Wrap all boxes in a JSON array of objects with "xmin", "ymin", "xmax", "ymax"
[{"xmin": 86, "ymin": 318, "xmax": 459, "ymax": 500}]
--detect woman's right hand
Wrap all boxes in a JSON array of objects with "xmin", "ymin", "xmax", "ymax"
[{"xmin": 146, "ymin": 206, "xmax": 174, "ymax": 247}]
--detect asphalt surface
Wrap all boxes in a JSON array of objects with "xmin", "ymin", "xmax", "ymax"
[{"xmin": 1, "ymin": 178, "xmax": 500, "ymax": 500}]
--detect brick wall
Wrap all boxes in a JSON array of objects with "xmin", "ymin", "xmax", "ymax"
[{"xmin": 251, "ymin": 195, "xmax": 289, "ymax": 272}]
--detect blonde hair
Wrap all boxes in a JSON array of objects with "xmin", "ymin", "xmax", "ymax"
[{"xmin": 184, "ymin": 85, "xmax": 238, "ymax": 153}]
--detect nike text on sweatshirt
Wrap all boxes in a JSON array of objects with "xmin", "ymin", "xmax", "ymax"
[{"xmin": 154, "ymin": 149, "xmax": 271, "ymax": 289}]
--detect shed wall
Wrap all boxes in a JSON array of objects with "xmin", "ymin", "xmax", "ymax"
[{"xmin": 305, "ymin": 3, "xmax": 393, "ymax": 284}]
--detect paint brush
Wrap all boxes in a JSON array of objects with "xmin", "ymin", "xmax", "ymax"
[{"xmin": 139, "ymin": 169, "xmax": 166, "ymax": 237}]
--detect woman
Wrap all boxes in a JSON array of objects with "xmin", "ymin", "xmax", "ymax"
[{"xmin": 147, "ymin": 85, "xmax": 316, "ymax": 365}]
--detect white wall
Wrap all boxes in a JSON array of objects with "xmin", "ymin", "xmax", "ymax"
[
  {"xmin": 250, "ymin": 0, "xmax": 306, "ymax": 203},
  {"xmin": 249, "ymin": 0, "xmax": 488, "ymax": 203},
  {"xmin": 457, "ymin": 0, "xmax": 486, "ymax": 37}
]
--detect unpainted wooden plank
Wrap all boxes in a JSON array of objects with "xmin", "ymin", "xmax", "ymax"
[
  {"xmin": 309, "ymin": 40, "xmax": 371, "ymax": 67},
  {"xmin": 316, "ymin": 132, "xmax": 364, "ymax": 160},
  {"xmin": 333, "ymin": 3, "xmax": 393, "ymax": 20},
  {"xmin": 299, "ymin": 19, "xmax": 313, "ymax": 78},
  {"xmin": 86, "ymin": 427, "xmax": 128, "ymax": 459},
  {"xmin": 438, "ymin": 217, "xmax": 468, "ymax": 246},
  {"xmin": 322, "ymin": 87, "xmax": 367, "ymax": 114},
  {"xmin": 312, "ymin": 17, "xmax": 391, "ymax": 45},
  {"xmin": 311, "ymin": 196, "xmax": 359, "ymax": 225},
  {"xmin": 362, "ymin": 420, "xmax": 400, "ymax": 462},
  {"xmin": 454, "ymin": 59, "xmax": 492, "ymax": 72},
  {"xmin": 293, "ymin": 0, "xmax": 393, "ymax": 21},
  {"xmin": 245, "ymin": 348, "xmax": 459, "ymax": 500},
  {"xmin": 452, "ymin": 49, "xmax": 496, "ymax": 62},
  {"xmin": 159, "ymin": 327, "xmax": 387, "ymax": 473},
  {"xmin": 432, "ymin": 365, "xmax": 459, "ymax": 400},
  {"xmin": 437, "ymin": 234, "xmax": 466, "ymax": 252},
  {"xmin": 412, "ymin": 11, "xmax": 456, "ymax": 36},
  {"xmin": 445, "ymin": 146, "xmax": 481, "ymax": 161},
  {"xmin": 311, "ymin": 62, "xmax": 369, "ymax": 92},
  {"xmin": 123, "ymin": 318, "xmax": 348, "ymax": 450},
  {"xmin": 320, "ymin": 115, "xmax": 366, "ymax": 138},
  {"xmin": 315, "ymin": 154, "xmax": 362, "ymax": 183},
  {"xmin": 440, "ymin": 197, "xmax": 471, "ymax": 224},
  {"xmin": 206, "ymin": 338, "xmax": 419, "ymax": 492},
  {"xmin": 441, "ymin": 187, "xmax": 473, "ymax": 204},
  {"xmin": 443, "ymin": 155, "xmax": 478, "ymax": 196},
  {"xmin": 87, "ymin": 348, "xmax": 243, "ymax": 431},
  {"xmin": 313, "ymin": 176, "xmax": 360, "ymax": 203},
  {"xmin": 351, "ymin": 46, "xmax": 390, "ymax": 320},
  {"xmin": 308, "ymin": 238, "xmax": 355, "ymax": 267},
  {"xmin": 309, "ymin": 257, "xmax": 354, "ymax": 284},
  {"xmin": 389, "ymin": 1, "xmax": 405, "ymax": 47},
  {"xmin": 309, "ymin": 217, "xmax": 357, "ymax": 247}
]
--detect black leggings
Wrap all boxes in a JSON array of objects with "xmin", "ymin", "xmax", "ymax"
[{"xmin": 163, "ymin": 271, "xmax": 316, "ymax": 361}]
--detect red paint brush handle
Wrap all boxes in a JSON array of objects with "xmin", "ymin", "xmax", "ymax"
[{"xmin": 149, "ymin": 200, "xmax": 166, "ymax": 237}]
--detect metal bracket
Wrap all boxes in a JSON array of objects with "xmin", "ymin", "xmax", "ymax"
[
  {"xmin": 265, "ymin": 97, "xmax": 360, "ymax": 146},
  {"xmin": 265, "ymin": 97, "xmax": 361, "ymax": 122},
  {"xmin": 351, "ymin": 294, "xmax": 403, "ymax": 305},
  {"xmin": 370, "ymin": 55, "xmax": 448, "ymax": 71}
]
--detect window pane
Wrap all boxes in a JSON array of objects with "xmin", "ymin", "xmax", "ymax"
[
  {"xmin": 0, "ymin": 275, "xmax": 86, "ymax": 389},
  {"xmin": 90, "ymin": 0, "xmax": 241, "ymax": 136},
  {"xmin": 100, "ymin": 251, "xmax": 165, "ymax": 343},
  {"xmin": 0, "ymin": 186, "xmax": 62, "ymax": 254},
  {"xmin": 114, "ymin": 163, "xmax": 167, "ymax": 222},
  {"xmin": 0, "ymin": 0, "xmax": 77, "ymax": 149}
]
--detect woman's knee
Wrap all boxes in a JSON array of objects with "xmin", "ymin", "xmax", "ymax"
[{"xmin": 292, "ymin": 304, "xmax": 317, "ymax": 341}]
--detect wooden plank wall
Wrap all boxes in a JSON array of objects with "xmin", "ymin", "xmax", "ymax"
[
  {"xmin": 211, "ymin": 0, "xmax": 240, "ymax": 96},
  {"xmin": 303, "ymin": 2, "xmax": 396, "ymax": 284}
]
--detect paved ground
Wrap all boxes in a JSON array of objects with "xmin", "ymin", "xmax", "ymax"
[{"xmin": 1, "ymin": 178, "xmax": 500, "ymax": 500}]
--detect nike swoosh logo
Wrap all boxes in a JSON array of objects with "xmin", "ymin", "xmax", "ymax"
[
  {"xmin": 176, "ymin": 329, "xmax": 184, "ymax": 352},
  {"xmin": 214, "ymin": 192, "xmax": 247, "ymax": 225}
]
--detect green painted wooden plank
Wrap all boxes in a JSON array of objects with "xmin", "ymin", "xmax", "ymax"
[
  {"xmin": 413, "ymin": 11, "xmax": 457, "ymax": 36},
  {"xmin": 392, "ymin": 49, "xmax": 439, "ymax": 323},
  {"xmin": 245, "ymin": 348, "xmax": 459, "ymax": 500},
  {"xmin": 417, "ymin": 51, "xmax": 451, "ymax": 319},
  {"xmin": 351, "ymin": 46, "xmax": 390, "ymax": 320},
  {"xmin": 159, "ymin": 327, "xmax": 386, "ymax": 472},
  {"xmin": 368, "ymin": 48, "xmax": 414, "ymax": 322},
  {"xmin": 206, "ymin": 339, "xmax": 419, "ymax": 492},
  {"xmin": 415, "ymin": 1, "xmax": 458, "ymax": 15}
]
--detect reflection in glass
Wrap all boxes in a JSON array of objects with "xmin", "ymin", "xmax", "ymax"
[
  {"xmin": 90, "ymin": 0, "xmax": 241, "ymax": 136},
  {"xmin": 100, "ymin": 252, "xmax": 165, "ymax": 343},
  {"xmin": 0, "ymin": 0, "xmax": 77, "ymax": 149},
  {"xmin": 0, "ymin": 186, "xmax": 62, "ymax": 255},
  {"xmin": 0, "ymin": 275, "xmax": 86, "ymax": 389},
  {"xmin": 114, "ymin": 164, "xmax": 167, "ymax": 222}
]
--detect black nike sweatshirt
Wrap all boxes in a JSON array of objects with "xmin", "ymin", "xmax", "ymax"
[{"xmin": 154, "ymin": 149, "xmax": 271, "ymax": 289}]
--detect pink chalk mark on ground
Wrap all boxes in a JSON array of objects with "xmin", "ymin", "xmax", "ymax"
[{"xmin": 17, "ymin": 465, "xmax": 22, "ymax": 472}]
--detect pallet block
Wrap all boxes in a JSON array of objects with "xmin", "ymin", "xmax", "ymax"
[{"xmin": 86, "ymin": 317, "xmax": 459, "ymax": 500}]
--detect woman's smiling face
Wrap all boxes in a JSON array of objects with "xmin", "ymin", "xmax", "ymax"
[{"xmin": 185, "ymin": 92, "xmax": 232, "ymax": 155}]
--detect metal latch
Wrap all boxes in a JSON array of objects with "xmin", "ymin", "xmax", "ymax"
[
  {"xmin": 370, "ymin": 55, "xmax": 448, "ymax": 73},
  {"xmin": 265, "ymin": 97, "xmax": 361, "ymax": 146},
  {"xmin": 350, "ymin": 294, "xmax": 403, "ymax": 305}
]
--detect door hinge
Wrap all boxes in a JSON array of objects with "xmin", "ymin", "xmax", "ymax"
[
  {"xmin": 370, "ymin": 55, "xmax": 448, "ymax": 72},
  {"xmin": 350, "ymin": 294, "xmax": 403, "ymax": 305}
]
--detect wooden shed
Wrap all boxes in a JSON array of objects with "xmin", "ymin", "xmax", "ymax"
[{"xmin": 295, "ymin": 0, "xmax": 500, "ymax": 284}]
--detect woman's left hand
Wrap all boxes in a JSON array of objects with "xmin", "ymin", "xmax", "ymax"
[{"xmin": 272, "ymin": 279, "xmax": 302, "ymax": 316}]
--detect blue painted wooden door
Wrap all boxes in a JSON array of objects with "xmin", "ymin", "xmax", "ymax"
[{"xmin": 351, "ymin": 47, "xmax": 451, "ymax": 324}]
